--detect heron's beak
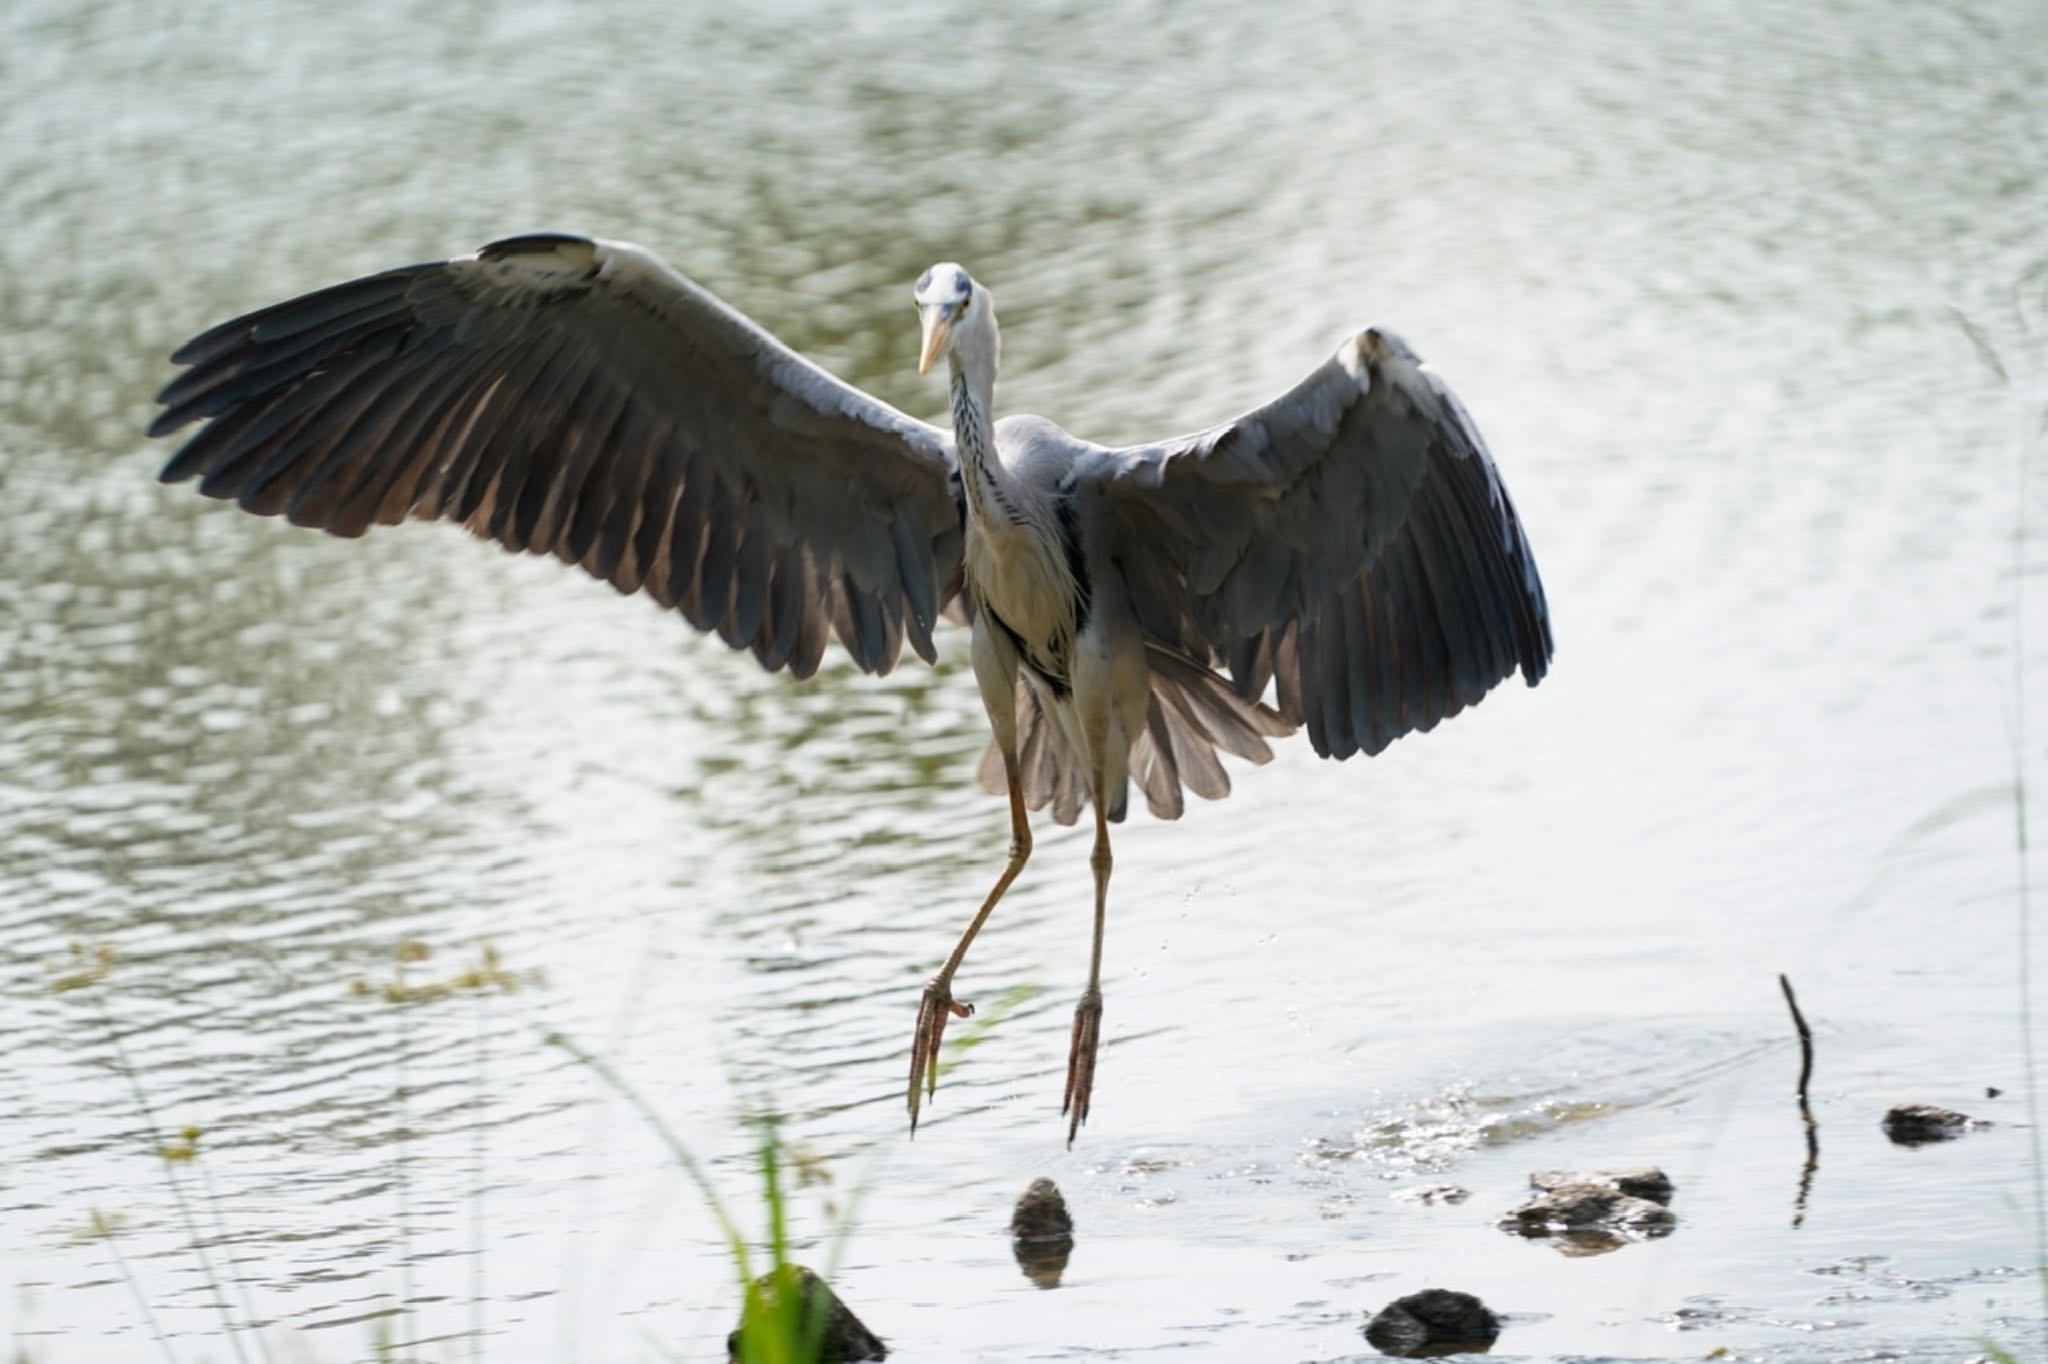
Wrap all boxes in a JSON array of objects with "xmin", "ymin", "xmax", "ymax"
[{"xmin": 917, "ymin": 308, "xmax": 952, "ymax": 376}]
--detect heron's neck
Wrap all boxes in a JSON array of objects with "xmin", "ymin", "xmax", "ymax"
[{"xmin": 948, "ymin": 352, "xmax": 1022, "ymax": 527}]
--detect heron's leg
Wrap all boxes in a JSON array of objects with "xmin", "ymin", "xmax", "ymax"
[
  {"xmin": 1062, "ymin": 785, "xmax": 1111, "ymax": 1144},
  {"xmin": 908, "ymin": 753, "xmax": 1033, "ymax": 1133}
]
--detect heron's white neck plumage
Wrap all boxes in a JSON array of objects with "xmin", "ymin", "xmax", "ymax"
[
  {"xmin": 942, "ymin": 289, "xmax": 1082, "ymax": 674},
  {"xmin": 945, "ymin": 294, "xmax": 1010, "ymax": 521},
  {"xmin": 948, "ymin": 368, "xmax": 1016, "ymax": 529}
]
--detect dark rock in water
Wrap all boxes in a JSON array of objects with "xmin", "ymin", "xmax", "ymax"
[
  {"xmin": 1011, "ymin": 1177, "xmax": 1073, "ymax": 1239},
  {"xmin": 1500, "ymin": 1180, "xmax": 1676, "ymax": 1256},
  {"xmin": 727, "ymin": 1265, "xmax": 885, "ymax": 1362},
  {"xmin": 1504, "ymin": 1166, "xmax": 1677, "ymax": 1255},
  {"xmin": 1011, "ymin": 1177, "xmax": 1075, "ymax": 1288},
  {"xmin": 1363, "ymin": 1288, "xmax": 1501, "ymax": 1357},
  {"xmin": 1882, "ymin": 1104, "xmax": 1977, "ymax": 1145},
  {"xmin": 1529, "ymin": 1165, "xmax": 1674, "ymax": 1206}
]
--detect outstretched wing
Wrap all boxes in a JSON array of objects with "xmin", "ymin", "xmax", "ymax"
[
  {"xmin": 1084, "ymin": 327, "xmax": 1552, "ymax": 759},
  {"xmin": 152, "ymin": 234, "xmax": 964, "ymax": 678}
]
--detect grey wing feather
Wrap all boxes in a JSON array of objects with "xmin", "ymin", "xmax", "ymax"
[
  {"xmin": 152, "ymin": 233, "xmax": 965, "ymax": 678},
  {"xmin": 1087, "ymin": 328, "xmax": 1551, "ymax": 759}
]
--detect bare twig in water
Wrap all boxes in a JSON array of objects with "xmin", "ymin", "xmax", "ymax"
[
  {"xmin": 1778, "ymin": 974, "xmax": 1814, "ymax": 1108},
  {"xmin": 1779, "ymin": 973, "xmax": 1820, "ymax": 1229}
]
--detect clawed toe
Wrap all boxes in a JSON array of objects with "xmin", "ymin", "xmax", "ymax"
[
  {"xmin": 1061, "ymin": 989, "xmax": 1103, "ymax": 1145},
  {"xmin": 907, "ymin": 978, "xmax": 973, "ymax": 1134}
]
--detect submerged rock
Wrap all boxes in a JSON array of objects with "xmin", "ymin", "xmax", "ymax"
[
  {"xmin": 1391, "ymin": 1183, "xmax": 1472, "ymax": 1206},
  {"xmin": 1500, "ymin": 1173, "xmax": 1676, "ymax": 1257},
  {"xmin": 1882, "ymin": 1104, "xmax": 1977, "ymax": 1146},
  {"xmin": 1011, "ymin": 1177, "xmax": 1075, "ymax": 1288},
  {"xmin": 1364, "ymin": 1288, "xmax": 1501, "ymax": 1357},
  {"xmin": 727, "ymin": 1265, "xmax": 885, "ymax": 1362},
  {"xmin": 1529, "ymin": 1165, "xmax": 1674, "ymax": 1206},
  {"xmin": 1506, "ymin": 1183, "xmax": 1676, "ymax": 1231}
]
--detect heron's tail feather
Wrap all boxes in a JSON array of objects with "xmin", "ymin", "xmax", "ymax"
[
  {"xmin": 974, "ymin": 683, "xmax": 1094, "ymax": 825},
  {"xmin": 974, "ymin": 644, "xmax": 1294, "ymax": 825}
]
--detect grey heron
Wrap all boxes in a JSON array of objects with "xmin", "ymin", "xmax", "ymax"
[{"xmin": 149, "ymin": 234, "xmax": 1552, "ymax": 1142}]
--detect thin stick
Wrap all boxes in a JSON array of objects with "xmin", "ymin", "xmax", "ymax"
[
  {"xmin": 1778, "ymin": 973, "xmax": 1813, "ymax": 1108},
  {"xmin": 1779, "ymin": 973, "xmax": 1820, "ymax": 1228}
]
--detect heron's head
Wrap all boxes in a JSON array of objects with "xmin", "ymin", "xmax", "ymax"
[{"xmin": 914, "ymin": 263, "xmax": 992, "ymax": 376}]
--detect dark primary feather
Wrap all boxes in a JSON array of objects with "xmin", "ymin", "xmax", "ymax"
[
  {"xmin": 1089, "ymin": 327, "xmax": 1552, "ymax": 760},
  {"xmin": 152, "ymin": 234, "xmax": 965, "ymax": 679}
]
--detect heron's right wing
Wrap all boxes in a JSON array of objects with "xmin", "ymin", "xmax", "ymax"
[
  {"xmin": 152, "ymin": 234, "xmax": 964, "ymax": 678},
  {"xmin": 1083, "ymin": 328, "xmax": 1551, "ymax": 759}
]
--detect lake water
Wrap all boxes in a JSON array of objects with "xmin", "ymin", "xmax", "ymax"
[{"xmin": 3, "ymin": 1, "xmax": 2046, "ymax": 1360}]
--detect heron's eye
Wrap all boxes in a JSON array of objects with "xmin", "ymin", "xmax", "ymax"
[{"xmin": 955, "ymin": 293, "xmax": 970, "ymax": 316}]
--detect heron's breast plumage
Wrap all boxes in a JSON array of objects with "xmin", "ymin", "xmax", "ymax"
[
  {"xmin": 951, "ymin": 412, "xmax": 1087, "ymax": 694},
  {"xmin": 966, "ymin": 510, "xmax": 1083, "ymax": 694}
]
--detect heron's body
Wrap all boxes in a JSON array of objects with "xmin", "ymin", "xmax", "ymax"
[
  {"xmin": 963, "ymin": 420, "xmax": 1089, "ymax": 700},
  {"xmin": 962, "ymin": 414, "xmax": 1145, "ymax": 829},
  {"xmin": 150, "ymin": 234, "xmax": 1553, "ymax": 1141}
]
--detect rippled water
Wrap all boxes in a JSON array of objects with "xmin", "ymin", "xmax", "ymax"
[{"xmin": 5, "ymin": 1, "xmax": 2047, "ymax": 1360}]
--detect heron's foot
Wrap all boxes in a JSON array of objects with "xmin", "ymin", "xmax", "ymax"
[
  {"xmin": 907, "ymin": 977, "xmax": 973, "ymax": 1135},
  {"xmin": 1061, "ymin": 988, "xmax": 1103, "ymax": 1145}
]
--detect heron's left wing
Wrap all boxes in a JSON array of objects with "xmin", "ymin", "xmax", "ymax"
[
  {"xmin": 1082, "ymin": 328, "xmax": 1552, "ymax": 759},
  {"xmin": 150, "ymin": 234, "xmax": 964, "ymax": 679}
]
